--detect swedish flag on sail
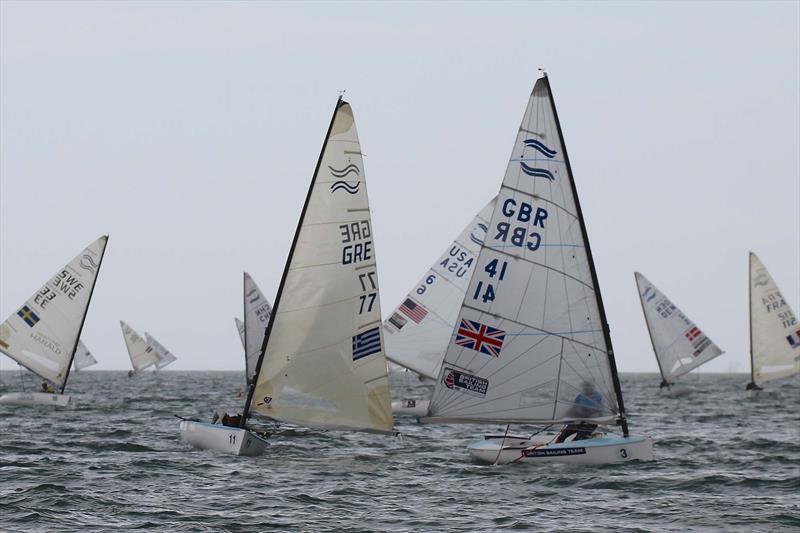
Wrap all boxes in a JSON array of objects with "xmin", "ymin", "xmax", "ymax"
[
  {"xmin": 17, "ymin": 305, "xmax": 40, "ymax": 328},
  {"xmin": 352, "ymin": 327, "xmax": 381, "ymax": 361}
]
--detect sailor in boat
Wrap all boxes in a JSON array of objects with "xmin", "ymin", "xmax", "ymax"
[
  {"xmin": 745, "ymin": 381, "xmax": 763, "ymax": 391},
  {"xmin": 211, "ymin": 408, "xmax": 242, "ymax": 427},
  {"xmin": 555, "ymin": 381, "xmax": 603, "ymax": 443},
  {"xmin": 40, "ymin": 381, "xmax": 56, "ymax": 394}
]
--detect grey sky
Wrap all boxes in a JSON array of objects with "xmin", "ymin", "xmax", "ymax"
[{"xmin": 1, "ymin": 2, "xmax": 798, "ymax": 374}]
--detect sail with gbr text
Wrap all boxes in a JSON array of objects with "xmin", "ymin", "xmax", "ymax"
[
  {"xmin": 0, "ymin": 236, "xmax": 107, "ymax": 390},
  {"xmin": 427, "ymin": 76, "xmax": 625, "ymax": 426}
]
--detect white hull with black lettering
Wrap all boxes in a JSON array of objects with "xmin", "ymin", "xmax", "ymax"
[
  {"xmin": 179, "ymin": 420, "xmax": 269, "ymax": 457},
  {"xmin": 468, "ymin": 435, "xmax": 654, "ymax": 465},
  {"xmin": 391, "ymin": 397, "xmax": 430, "ymax": 417},
  {"xmin": 0, "ymin": 391, "xmax": 71, "ymax": 407}
]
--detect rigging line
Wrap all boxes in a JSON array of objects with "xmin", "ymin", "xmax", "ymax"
[{"xmin": 492, "ymin": 424, "xmax": 511, "ymax": 466}]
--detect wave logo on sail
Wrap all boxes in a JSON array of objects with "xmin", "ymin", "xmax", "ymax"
[
  {"xmin": 17, "ymin": 305, "xmax": 40, "ymax": 328},
  {"xmin": 329, "ymin": 164, "xmax": 360, "ymax": 178},
  {"xmin": 523, "ymin": 139, "xmax": 557, "ymax": 158},
  {"xmin": 753, "ymin": 271, "xmax": 769, "ymax": 287},
  {"xmin": 79, "ymin": 254, "xmax": 99, "ymax": 274},
  {"xmin": 330, "ymin": 181, "xmax": 360, "ymax": 195},
  {"xmin": 641, "ymin": 286, "xmax": 657, "ymax": 303},
  {"xmin": 520, "ymin": 162, "xmax": 555, "ymax": 181},
  {"xmin": 469, "ymin": 223, "xmax": 488, "ymax": 246},
  {"xmin": 443, "ymin": 367, "xmax": 488, "ymax": 397}
]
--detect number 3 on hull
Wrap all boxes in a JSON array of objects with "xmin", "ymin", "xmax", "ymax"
[{"xmin": 422, "ymin": 75, "xmax": 654, "ymax": 465}]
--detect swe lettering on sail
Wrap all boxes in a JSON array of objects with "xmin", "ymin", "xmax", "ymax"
[
  {"xmin": 51, "ymin": 270, "xmax": 85, "ymax": 300},
  {"xmin": 340, "ymin": 220, "xmax": 372, "ymax": 265},
  {"xmin": 494, "ymin": 198, "xmax": 548, "ymax": 251}
]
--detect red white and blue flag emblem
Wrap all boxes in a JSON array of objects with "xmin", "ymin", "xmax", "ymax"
[
  {"xmin": 455, "ymin": 319, "xmax": 506, "ymax": 358},
  {"xmin": 787, "ymin": 328, "xmax": 800, "ymax": 349}
]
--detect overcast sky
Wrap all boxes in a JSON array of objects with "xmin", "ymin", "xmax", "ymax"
[{"xmin": 1, "ymin": 1, "xmax": 798, "ymax": 374}]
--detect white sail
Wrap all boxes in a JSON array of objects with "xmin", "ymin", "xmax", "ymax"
[
  {"xmin": 145, "ymin": 332, "xmax": 178, "ymax": 370},
  {"xmin": 0, "ymin": 236, "xmax": 108, "ymax": 389},
  {"xmin": 120, "ymin": 321, "xmax": 159, "ymax": 373},
  {"xmin": 248, "ymin": 99, "xmax": 393, "ymax": 433},
  {"xmin": 427, "ymin": 76, "xmax": 623, "ymax": 425},
  {"xmin": 749, "ymin": 253, "xmax": 800, "ymax": 385},
  {"xmin": 73, "ymin": 340, "xmax": 98, "ymax": 371},
  {"xmin": 383, "ymin": 198, "xmax": 496, "ymax": 379},
  {"xmin": 243, "ymin": 272, "xmax": 272, "ymax": 385},
  {"xmin": 235, "ymin": 317, "xmax": 246, "ymax": 349},
  {"xmin": 635, "ymin": 272, "xmax": 723, "ymax": 383}
]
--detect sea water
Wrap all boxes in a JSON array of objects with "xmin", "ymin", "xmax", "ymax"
[{"xmin": 1, "ymin": 371, "xmax": 798, "ymax": 531}]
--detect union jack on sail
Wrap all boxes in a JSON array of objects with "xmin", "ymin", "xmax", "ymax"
[{"xmin": 455, "ymin": 319, "xmax": 506, "ymax": 358}]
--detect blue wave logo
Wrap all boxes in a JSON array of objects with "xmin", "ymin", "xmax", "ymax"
[
  {"xmin": 329, "ymin": 164, "xmax": 360, "ymax": 178},
  {"xmin": 520, "ymin": 162, "xmax": 555, "ymax": 181},
  {"xmin": 523, "ymin": 139, "xmax": 557, "ymax": 158},
  {"xmin": 753, "ymin": 272, "xmax": 769, "ymax": 287},
  {"xmin": 469, "ymin": 223, "xmax": 488, "ymax": 246},
  {"xmin": 330, "ymin": 181, "xmax": 360, "ymax": 195},
  {"xmin": 79, "ymin": 254, "xmax": 98, "ymax": 273}
]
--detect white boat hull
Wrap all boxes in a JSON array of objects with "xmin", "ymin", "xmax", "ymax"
[
  {"xmin": 391, "ymin": 397, "xmax": 430, "ymax": 417},
  {"xmin": 0, "ymin": 392, "xmax": 71, "ymax": 407},
  {"xmin": 468, "ymin": 435, "xmax": 654, "ymax": 465},
  {"xmin": 179, "ymin": 420, "xmax": 269, "ymax": 456},
  {"xmin": 661, "ymin": 383, "xmax": 692, "ymax": 397}
]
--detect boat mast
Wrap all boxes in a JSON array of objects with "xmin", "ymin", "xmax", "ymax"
[
  {"xmin": 60, "ymin": 236, "xmax": 109, "ymax": 394},
  {"xmin": 240, "ymin": 97, "xmax": 344, "ymax": 428},
  {"xmin": 747, "ymin": 252, "xmax": 756, "ymax": 388},
  {"xmin": 635, "ymin": 273, "xmax": 669, "ymax": 387},
  {"xmin": 544, "ymin": 75, "xmax": 629, "ymax": 436}
]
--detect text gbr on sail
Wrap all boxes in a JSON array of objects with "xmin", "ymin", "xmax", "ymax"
[{"xmin": 495, "ymin": 198, "xmax": 548, "ymax": 251}]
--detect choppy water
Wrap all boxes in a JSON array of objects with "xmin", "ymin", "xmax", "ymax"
[{"xmin": 1, "ymin": 371, "xmax": 798, "ymax": 532}]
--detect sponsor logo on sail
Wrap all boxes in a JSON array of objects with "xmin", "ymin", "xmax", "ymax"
[
  {"xmin": 329, "ymin": 164, "xmax": 360, "ymax": 178},
  {"xmin": 455, "ymin": 319, "xmax": 506, "ymax": 358},
  {"xmin": 519, "ymin": 162, "xmax": 555, "ymax": 181},
  {"xmin": 523, "ymin": 139, "xmax": 557, "ymax": 158},
  {"xmin": 330, "ymin": 181, "xmax": 360, "ymax": 195},
  {"xmin": 17, "ymin": 305, "xmax": 40, "ymax": 328},
  {"xmin": 352, "ymin": 327, "xmax": 381, "ymax": 361},
  {"xmin": 443, "ymin": 367, "xmax": 488, "ymax": 397}
]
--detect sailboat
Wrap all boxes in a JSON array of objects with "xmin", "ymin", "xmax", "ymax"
[
  {"xmin": 145, "ymin": 333, "xmax": 178, "ymax": 371},
  {"xmin": 746, "ymin": 252, "xmax": 800, "ymax": 390},
  {"xmin": 235, "ymin": 317, "xmax": 245, "ymax": 349},
  {"xmin": 240, "ymin": 272, "xmax": 272, "ymax": 386},
  {"xmin": 73, "ymin": 340, "xmax": 98, "ymax": 372},
  {"xmin": 384, "ymin": 197, "xmax": 496, "ymax": 416},
  {"xmin": 634, "ymin": 272, "xmax": 723, "ymax": 394},
  {"xmin": 179, "ymin": 97, "xmax": 394, "ymax": 455},
  {"xmin": 0, "ymin": 236, "xmax": 108, "ymax": 406},
  {"xmin": 422, "ymin": 74, "xmax": 653, "ymax": 464},
  {"xmin": 120, "ymin": 321, "xmax": 159, "ymax": 376}
]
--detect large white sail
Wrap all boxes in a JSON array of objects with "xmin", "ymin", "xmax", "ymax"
[
  {"xmin": 247, "ymin": 99, "xmax": 393, "ymax": 433},
  {"xmin": 427, "ymin": 76, "xmax": 624, "ymax": 426},
  {"xmin": 235, "ymin": 317, "xmax": 246, "ymax": 349},
  {"xmin": 145, "ymin": 332, "xmax": 178, "ymax": 370},
  {"xmin": 383, "ymin": 198, "xmax": 496, "ymax": 380},
  {"xmin": 635, "ymin": 272, "xmax": 723, "ymax": 384},
  {"xmin": 0, "ymin": 236, "xmax": 108, "ymax": 389},
  {"xmin": 73, "ymin": 340, "xmax": 98, "ymax": 371},
  {"xmin": 749, "ymin": 253, "xmax": 800, "ymax": 385},
  {"xmin": 243, "ymin": 272, "xmax": 272, "ymax": 385},
  {"xmin": 120, "ymin": 321, "xmax": 159, "ymax": 373}
]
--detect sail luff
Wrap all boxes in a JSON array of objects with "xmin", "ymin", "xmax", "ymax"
[
  {"xmin": 60, "ymin": 235, "xmax": 108, "ymax": 393},
  {"xmin": 544, "ymin": 75, "xmax": 627, "ymax": 434},
  {"xmin": 748, "ymin": 252, "xmax": 756, "ymax": 386},
  {"xmin": 241, "ymin": 96, "xmax": 344, "ymax": 426},
  {"xmin": 634, "ymin": 272, "xmax": 668, "ymax": 385},
  {"xmin": 242, "ymin": 272, "xmax": 248, "ymax": 381}
]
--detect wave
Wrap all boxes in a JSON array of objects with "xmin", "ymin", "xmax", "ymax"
[
  {"xmin": 330, "ymin": 181, "xmax": 360, "ymax": 195},
  {"xmin": 520, "ymin": 163, "xmax": 555, "ymax": 181},
  {"xmin": 329, "ymin": 164, "xmax": 360, "ymax": 178},
  {"xmin": 470, "ymin": 223, "xmax": 488, "ymax": 246},
  {"xmin": 523, "ymin": 139, "xmax": 557, "ymax": 158}
]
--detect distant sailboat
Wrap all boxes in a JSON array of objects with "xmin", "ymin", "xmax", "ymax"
[
  {"xmin": 383, "ymin": 197, "xmax": 496, "ymax": 415},
  {"xmin": 746, "ymin": 253, "xmax": 800, "ymax": 390},
  {"xmin": 179, "ymin": 97, "xmax": 393, "ymax": 455},
  {"xmin": 235, "ymin": 317, "xmax": 245, "ymax": 349},
  {"xmin": 241, "ymin": 272, "xmax": 272, "ymax": 385},
  {"xmin": 73, "ymin": 340, "xmax": 98, "ymax": 372},
  {"xmin": 0, "ymin": 236, "xmax": 108, "ymax": 406},
  {"xmin": 423, "ymin": 75, "xmax": 653, "ymax": 464},
  {"xmin": 146, "ymin": 333, "xmax": 178, "ymax": 371},
  {"xmin": 120, "ymin": 321, "xmax": 159, "ymax": 376},
  {"xmin": 634, "ymin": 272, "xmax": 723, "ymax": 393}
]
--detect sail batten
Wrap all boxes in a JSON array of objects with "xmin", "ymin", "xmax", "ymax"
[
  {"xmin": 0, "ymin": 236, "xmax": 108, "ymax": 390},
  {"xmin": 245, "ymin": 99, "xmax": 393, "ymax": 433},
  {"xmin": 383, "ymin": 198, "xmax": 496, "ymax": 380},
  {"xmin": 427, "ymin": 76, "xmax": 625, "ymax": 429},
  {"xmin": 749, "ymin": 253, "xmax": 800, "ymax": 385}
]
